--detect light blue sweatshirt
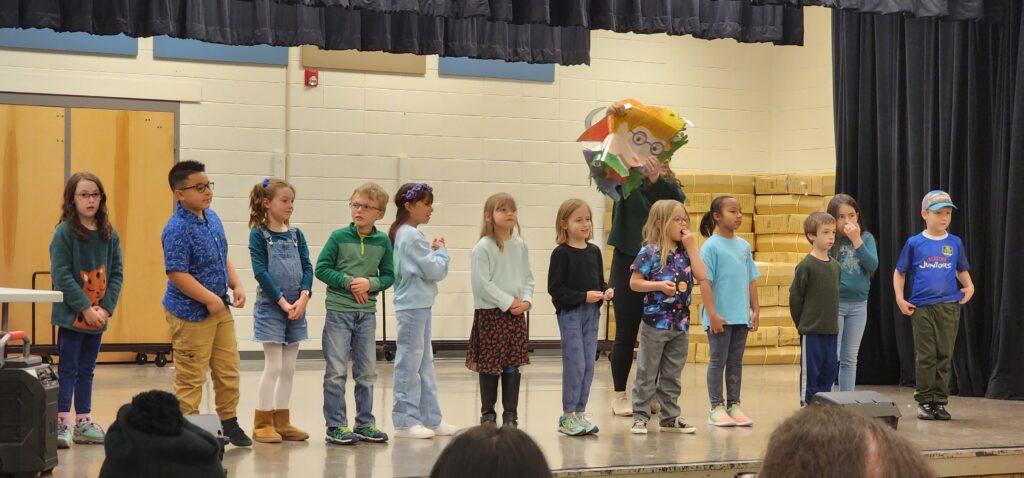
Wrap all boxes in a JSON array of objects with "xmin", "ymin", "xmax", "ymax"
[
  {"xmin": 471, "ymin": 236, "xmax": 535, "ymax": 311},
  {"xmin": 393, "ymin": 225, "xmax": 450, "ymax": 311}
]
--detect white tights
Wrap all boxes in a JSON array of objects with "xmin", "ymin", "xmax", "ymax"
[{"xmin": 257, "ymin": 343, "xmax": 300, "ymax": 411}]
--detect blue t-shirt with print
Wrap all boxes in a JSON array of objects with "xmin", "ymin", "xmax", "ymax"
[
  {"xmin": 631, "ymin": 244, "xmax": 693, "ymax": 331},
  {"xmin": 162, "ymin": 203, "xmax": 230, "ymax": 322},
  {"xmin": 895, "ymin": 232, "xmax": 969, "ymax": 307},
  {"xmin": 700, "ymin": 234, "xmax": 760, "ymax": 330}
]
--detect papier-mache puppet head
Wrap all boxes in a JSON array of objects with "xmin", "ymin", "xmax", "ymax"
[{"xmin": 578, "ymin": 99, "xmax": 690, "ymax": 200}]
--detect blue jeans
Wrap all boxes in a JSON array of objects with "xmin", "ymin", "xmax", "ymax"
[
  {"xmin": 322, "ymin": 310, "xmax": 378, "ymax": 428},
  {"xmin": 392, "ymin": 308, "xmax": 443, "ymax": 429},
  {"xmin": 57, "ymin": 327, "xmax": 103, "ymax": 414},
  {"xmin": 557, "ymin": 303, "xmax": 600, "ymax": 413},
  {"xmin": 836, "ymin": 300, "xmax": 868, "ymax": 392}
]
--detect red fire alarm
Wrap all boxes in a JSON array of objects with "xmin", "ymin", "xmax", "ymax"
[{"xmin": 304, "ymin": 68, "xmax": 319, "ymax": 87}]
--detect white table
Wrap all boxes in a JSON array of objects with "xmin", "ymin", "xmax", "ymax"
[{"xmin": 0, "ymin": 287, "xmax": 63, "ymax": 331}]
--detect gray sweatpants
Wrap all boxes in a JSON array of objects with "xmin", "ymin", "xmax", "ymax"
[{"xmin": 631, "ymin": 323, "xmax": 689, "ymax": 423}]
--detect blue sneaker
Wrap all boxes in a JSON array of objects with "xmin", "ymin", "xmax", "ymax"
[
  {"xmin": 576, "ymin": 414, "xmax": 599, "ymax": 435},
  {"xmin": 72, "ymin": 419, "xmax": 105, "ymax": 444},
  {"xmin": 558, "ymin": 415, "xmax": 586, "ymax": 436},
  {"xmin": 325, "ymin": 426, "xmax": 360, "ymax": 446},
  {"xmin": 354, "ymin": 425, "xmax": 389, "ymax": 443},
  {"xmin": 57, "ymin": 422, "xmax": 72, "ymax": 449}
]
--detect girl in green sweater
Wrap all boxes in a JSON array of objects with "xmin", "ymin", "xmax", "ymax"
[{"xmin": 49, "ymin": 172, "xmax": 124, "ymax": 449}]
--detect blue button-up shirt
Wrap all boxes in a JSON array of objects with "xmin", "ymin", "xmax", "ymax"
[{"xmin": 161, "ymin": 203, "xmax": 229, "ymax": 322}]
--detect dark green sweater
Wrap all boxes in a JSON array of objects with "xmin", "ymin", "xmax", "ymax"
[
  {"xmin": 607, "ymin": 178, "xmax": 686, "ymax": 256},
  {"xmin": 49, "ymin": 222, "xmax": 124, "ymax": 334},
  {"xmin": 789, "ymin": 254, "xmax": 841, "ymax": 335},
  {"xmin": 315, "ymin": 223, "xmax": 395, "ymax": 312}
]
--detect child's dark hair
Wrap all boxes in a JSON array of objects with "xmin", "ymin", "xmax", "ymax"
[
  {"xmin": 60, "ymin": 172, "xmax": 113, "ymax": 241},
  {"xmin": 389, "ymin": 182, "xmax": 434, "ymax": 243},
  {"xmin": 429, "ymin": 425, "xmax": 553, "ymax": 478},
  {"xmin": 826, "ymin": 193, "xmax": 869, "ymax": 235},
  {"xmin": 168, "ymin": 160, "xmax": 205, "ymax": 191},
  {"xmin": 700, "ymin": 195, "xmax": 735, "ymax": 238},
  {"xmin": 249, "ymin": 178, "xmax": 296, "ymax": 229}
]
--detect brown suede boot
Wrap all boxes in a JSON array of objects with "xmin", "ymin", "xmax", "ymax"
[
  {"xmin": 272, "ymin": 409, "xmax": 309, "ymax": 441},
  {"xmin": 253, "ymin": 409, "xmax": 282, "ymax": 443}
]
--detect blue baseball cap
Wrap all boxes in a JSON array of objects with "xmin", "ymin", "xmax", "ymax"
[{"xmin": 922, "ymin": 190, "xmax": 957, "ymax": 211}]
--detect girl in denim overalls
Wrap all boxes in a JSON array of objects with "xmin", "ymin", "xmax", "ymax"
[{"xmin": 247, "ymin": 178, "xmax": 313, "ymax": 443}]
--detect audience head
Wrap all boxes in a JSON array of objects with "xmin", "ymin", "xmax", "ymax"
[{"xmin": 430, "ymin": 425, "xmax": 552, "ymax": 478}]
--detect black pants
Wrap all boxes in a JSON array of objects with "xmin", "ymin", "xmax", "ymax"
[{"xmin": 610, "ymin": 248, "xmax": 645, "ymax": 392}]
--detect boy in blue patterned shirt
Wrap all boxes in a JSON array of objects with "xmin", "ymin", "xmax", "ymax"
[
  {"xmin": 161, "ymin": 160, "xmax": 251, "ymax": 446},
  {"xmin": 894, "ymin": 190, "xmax": 975, "ymax": 421}
]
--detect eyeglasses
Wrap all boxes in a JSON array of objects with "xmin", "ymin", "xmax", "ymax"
[
  {"xmin": 75, "ymin": 192, "xmax": 103, "ymax": 200},
  {"xmin": 177, "ymin": 182, "xmax": 215, "ymax": 194},
  {"xmin": 631, "ymin": 130, "xmax": 667, "ymax": 156},
  {"xmin": 350, "ymin": 202, "xmax": 382, "ymax": 212},
  {"xmin": 671, "ymin": 216, "xmax": 688, "ymax": 225}
]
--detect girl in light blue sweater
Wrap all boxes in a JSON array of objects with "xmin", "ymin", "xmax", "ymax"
[{"xmin": 388, "ymin": 183, "xmax": 458, "ymax": 439}]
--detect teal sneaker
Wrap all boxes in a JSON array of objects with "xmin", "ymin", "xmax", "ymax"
[
  {"xmin": 57, "ymin": 422, "xmax": 72, "ymax": 449},
  {"xmin": 72, "ymin": 419, "xmax": 105, "ymax": 444},
  {"xmin": 576, "ymin": 414, "xmax": 599, "ymax": 435},
  {"xmin": 354, "ymin": 425, "xmax": 389, "ymax": 443},
  {"xmin": 558, "ymin": 415, "xmax": 586, "ymax": 436},
  {"xmin": 325, "ymin": 426, "xmax": 360, "ymax": 446}
]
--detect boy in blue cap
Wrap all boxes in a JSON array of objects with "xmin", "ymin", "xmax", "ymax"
[{"xmin": 893, "ymin": 190, "xmax": 975, "ymax": 421}]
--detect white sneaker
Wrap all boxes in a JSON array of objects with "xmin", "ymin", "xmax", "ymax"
[
  {"xmin": 630, "ymin": 419, "xmax": 648, "ymax": 435},
  {"xmin": 394, "ymin": 424, "xmax": 435, "ymax": 439},
  {"xmin": 430, "ymin": 422, "xmax": 459, "ymax": 436}
]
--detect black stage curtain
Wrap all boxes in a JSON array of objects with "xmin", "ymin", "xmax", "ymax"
[
  {"xmin": 751, "ymin": 0, "xmax": 986, "ymax": 20},
  {"xmin": 0, "ymin": 0, "xmax": 591, "ymax": 65},
  {"xmin": 832, "ymin": 0, "xmax": 1024, "ymax": 399},
  {"xmin": 246, "ymin": 0, "xmax": 806, "ymax": 45}
]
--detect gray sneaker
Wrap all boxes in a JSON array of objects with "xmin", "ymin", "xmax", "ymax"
[
  {"xmin": 72, "ymin": 419, "xmax": 105, "ymax": 444},
  {"xmin": 57, "ymin": 422, "xmax": 72, "ymax": 449}
]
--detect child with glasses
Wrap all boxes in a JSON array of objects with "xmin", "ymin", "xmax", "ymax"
[{"xmin": 315, "ymin": 183, "xmax": 395, "ymax": 445}]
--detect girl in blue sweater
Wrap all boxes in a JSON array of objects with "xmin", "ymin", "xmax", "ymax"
[
  {"xmin": 389, "ymin": 183, "xmax": 458, "ymax": 439},
  {"xmin": 827, "ymin": 194, "xmax": 879, "ymax": 391}
]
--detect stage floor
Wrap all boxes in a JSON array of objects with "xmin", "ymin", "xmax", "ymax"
[{"xmin": 51, "ymin": 357, "xmax": 1024, "ymax": 477}]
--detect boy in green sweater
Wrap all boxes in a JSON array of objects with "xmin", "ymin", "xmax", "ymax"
[
  {"xmin": 315, "ymin": 182, "xmax": 395, "ymax": 446},
  {"xmin": 789, "ymin": 212, "xmax": 841, "ymax": 406}
]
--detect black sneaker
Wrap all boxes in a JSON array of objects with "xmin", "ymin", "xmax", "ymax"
[
  {"xmin": 932, "ymin": 403, "xmax": 952, "ymax": 421},
  {"xmin": 221, "ymin": 417, "xmax": 253, "ymax": 447},
  {"xmin": 917, "ymin": 403, "xmax": 936, "ymax": 420}
]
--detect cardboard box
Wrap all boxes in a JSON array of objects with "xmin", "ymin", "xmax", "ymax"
[
  {"xmin": 754, "ymin": 252, "xmax": 806, "ymax": 263},
  {"xmin": 778, "ymin": 327, "xmax": 800, "ymax": 346},
  {"xmin": 694, "ymin": 343, "xmax": 711, "ymax": 363},
  {"xmin": 755, "ymin": 262, "xmax": 796, "ymax": 286},
  {"xmin": 756, "ymin": 234, "xmax": 813, "ymax": 253},
  {"xmin": 787, "ymin": 173, "xmax": 836, "ymax": 196},
  {"xmin": 689, "ymin": 326, "xmax": 709, "ymax": 344},
  {"xmin": 778, "ymin": 286, "xmax": 790, "ymax": 307},
  {"xmin": 688, "ymin": 342, "xmax": 697, "ymax": 363},
  {"xmin": 746, "ymin": 326, "xmax": 780, "ymax": 347},
  {"xmin": 755, "ymin": 175, "xmax": 790, "ymax": 195},
  {"xmin": 754, "ymin": 214, "xmax": 809, "ymax": 234},
  {"xmin": 742, "ymin": 346, "xmax": 768, "ymax": 365},
  {"xmin": 690, "ymin": 291, "xmax": 703, "ymax": 307},
  {"xmin": 604, "ymin": 210, "xmax": 613, "ymax": 231},
  {"xmin": 760, "ymin": 306, "xmax": 795, "ymax": 328},
  {"xmin": 689, "ymin": 303, "xmax": 702, "ymax": 322},
  {"xmin": 737, "ymin": 214, "xmax": 754, "ymax": 233},
  {"xmin": 677, "ymin": 173, "xmax": 757, "ymax": 194},
  {"xmin": 764, "ymin": 346, "xmax": 801, "ymax": 365},
  {"xmin": 755, "ymin": 195, "xmax": 827, "ymax": 215},
  {"xmin": 703, "ymin": 192, "xmax": 755, "ymax": 213},
  {"xmin": 685, "ymin": 193, "xmax": 713, "ymax": 214},
  {"xmin": 757, "ymin": 286, "xmax": 779, "ymax": 307}
]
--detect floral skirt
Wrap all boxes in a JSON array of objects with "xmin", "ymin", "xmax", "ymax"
[{"xmin": 465, "ymin": 308, "xmax": 530, "ymax": 374}]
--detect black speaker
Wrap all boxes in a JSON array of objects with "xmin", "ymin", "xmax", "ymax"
[
  {"xmin": 0, "ymin": 332, "xmax": 59, "ymax": 478},
  {"xmin": 810, "ymin": 391, "xmax": 901, "ymax": 429}
]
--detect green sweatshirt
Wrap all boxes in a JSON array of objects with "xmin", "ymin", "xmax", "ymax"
[
  {"xmin": 315, "ymin": 223, "xmax": 395, "ymax": 312},
  {"xmin": 607, "ymin": 178, "xmax": 686, "ymax": 257},
  {"xmin": 789, "ymin": 254, "xmax": 841, "ymax": 335},
  {"xmin": 48, "ymin": 222, "xmax": 124, "ymax": 334}
]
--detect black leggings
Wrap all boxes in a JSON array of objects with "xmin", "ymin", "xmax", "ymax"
[{"xmin": 610, "ymin": 248, "xmax": 645, "ymax": 392}]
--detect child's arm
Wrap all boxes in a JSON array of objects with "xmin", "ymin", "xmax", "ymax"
[
  {"xmin": 315, "ymin": 233, "xmax": 354, "ymax": 290},
  {"xmin": 857, "ymin": 233, "xmax": 880, "ymax": 274},
  {"xmin": 957, "ymin": 270, "xmax": 975, "ymax": 304},
  {"xmin": 472, "ymin": 248, "xmax": 516, "ymax": 312},
  {"xmin": 748, "ymin": 280, "xmax": 760, "ymax": 331},
  {"xmin": 789, "ymin": 264, "xmax": 806, "ymax": 329},
  {"xmin": 226, "ymin": 257, "xmax": 245, "ymax": 308},
  {"xmin": 548, "ymin": 249, "xmax": 599, "ymax": 307},
  {"xmin": 167, "ymin": 273, "xmax": 225, "ymax": 314},
  {"xmin": 510, "ymin": 243, "xmax": 536, "ymax": 315},
  {"xmin": 49, "ymin": 228, "xmax": 95, "ymax": 315},
  {"xmin": 405, "ymin": 231, "xmax": 450, "ymax": 282},
  {"xmin": 98, "ymin": 232, "xmax": 125, "ymax": 318},
  {"xmin": 681, "ymin": 231, "xmax": 707, "ymax": 281},
  {"xmin": 249, "ymin": 230, "xmax": 286, "ymax": 308},
  {"xmin": 373, "ymin": 241, "xmax": 396, "ymax": 292},
  {"xmin": 700, "ymin": 279, "xmax": 726, "ymax": 334},
  {"xmin": 892, "ymin": 270, "xmax": 915, "ymax": 315},
  {"xmin": 629, "ymin": 271, "xmax": 676, "ymax": 295}
]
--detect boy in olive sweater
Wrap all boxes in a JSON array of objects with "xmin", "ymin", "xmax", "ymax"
[
  {"xmin": 789, "ymin": 212, "xmax": 841, "ymax": 406},
  {"xmin": 315, "ymin": 183, "xmax": 395, "ymax": 446}
]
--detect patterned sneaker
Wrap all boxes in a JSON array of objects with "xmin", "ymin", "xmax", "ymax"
[
  {"xmin": 727, "ymin": 404, "xmax": 753, "ymax": 426},
  {"xmin": 630, "ymin": 418, "xmax": 648, "ymax": 435},
  {"xmin": 57, "ymin": 422, "xmax": 72, "ymax": 449},
  {"xmin": 558, "ymin": 415, "xmax": 587, "ymax": 437},
  {"xmin": 708, "ymin": 405, "xmax": 736, "ymax": 427},
  {"xmin": 72, "ymin": 419, "xmax": 105, "ymax": 444},
  {"xmin": 325, "ymin": 426, "xmax": 361, "ymax": 446},
  {"xmin": 576, "ymin": 414, "xmax": 599, "ymax": 435},
  {"xmin": 660, "ymin": 417, "xmax": 697, "ymax": 434},
  {"xmin": 354, "ymin": 425, "xmax": 389, "ymax": 443}
]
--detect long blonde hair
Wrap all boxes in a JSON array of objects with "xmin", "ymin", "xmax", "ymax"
[
  {"xmin": 554, "ymin": 199, "xmax": 593, "ymax": 245},
  {"xmin": 642, "ymin": 199, "xmax": 687, "ymax": 271},
  {"xmin": 480, "ymin": 193, "xmax": 520, "ymax": 252},
  {"xmin": 248, "ymin": 178, "xmax": 295, "ymax": 229}
]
